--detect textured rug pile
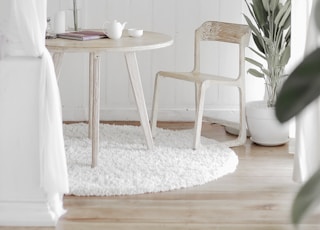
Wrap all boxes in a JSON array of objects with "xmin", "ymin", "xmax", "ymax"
[{"xmin": 64, "ymin": 123, "xmax": 238, "ymax": 196}]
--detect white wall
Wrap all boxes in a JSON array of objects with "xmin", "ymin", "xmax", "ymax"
[{"xmin": 47, "ymin": 0, "xmax": 265, "ymax": 122}]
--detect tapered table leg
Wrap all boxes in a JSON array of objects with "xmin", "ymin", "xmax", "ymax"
[
  {"xmin": 124, "ymin": 52, "xmax": 154, "ymax": 150},
  {"xmin": 52, "ymin": 52, "xmax": 64, "ymax": 81}
]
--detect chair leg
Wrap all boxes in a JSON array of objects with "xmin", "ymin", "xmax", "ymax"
[
  {"xmin": 151, "ymin": 72, "xmax": 161, "ymax": 137},
  {"xmin": 193, "ymin": 82, "xmax": 207, "ymax": 149},
  {"xmin": 222, "ymin": 86, "xmax": 247, "ymax": 147},
  {"xmin": 194, "ymin": 82, "xmax": 201, "ymax": 110},
  {"xmin": 237, "ymin": 86, "xmax": 247, "ymax": 145}
]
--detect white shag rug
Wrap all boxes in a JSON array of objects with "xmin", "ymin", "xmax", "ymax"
[{"xmin": 64, "ymin": 123, "xmax": 238, "ymax": 196}]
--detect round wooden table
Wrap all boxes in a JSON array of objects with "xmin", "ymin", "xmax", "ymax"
[{"xmin": 46, "ymin": 30, "xmax": 173, "ymax": 167}]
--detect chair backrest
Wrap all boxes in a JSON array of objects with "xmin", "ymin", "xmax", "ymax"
[{"xmin": 193, "ymin": 21, "xmax": 251, "ymax": 75}]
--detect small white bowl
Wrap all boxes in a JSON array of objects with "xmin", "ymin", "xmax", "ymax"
[{"xmin": 128, "ymin": 28, "xmax": 143, "ymax": 38}]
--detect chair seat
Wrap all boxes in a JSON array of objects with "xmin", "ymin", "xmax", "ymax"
[{"xmin": 158, "ymin": 70, "xmax": 239, "ymax": 84}]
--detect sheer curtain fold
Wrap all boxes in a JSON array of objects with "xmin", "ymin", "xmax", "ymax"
[
  {"xmin": 0, "ymin": 0, "xmax": 44, "ymax": 57},
  {"xmin": 0, "ymin": 0, "xmax": 68, "ymax": 218},
  {"xmin": 292, "ymin": 0, "xmax": 320, "ymax": 183}
]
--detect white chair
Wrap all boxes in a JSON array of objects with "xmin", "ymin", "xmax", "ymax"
[{"xmin": 151, "ymin": 21, "xmax": 251, "ymax": 149}]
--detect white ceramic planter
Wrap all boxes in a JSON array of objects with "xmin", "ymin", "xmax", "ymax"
[{"xmin": 246, "ymin": 101, "xmax": 289, "ymax": 146}]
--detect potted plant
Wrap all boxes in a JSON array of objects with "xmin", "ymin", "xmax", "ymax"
[{"xmin": 243, "ymin": 0, "xmax": 291, "ymax": 145}]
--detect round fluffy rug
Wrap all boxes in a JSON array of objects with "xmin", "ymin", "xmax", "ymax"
[{"xmin": 63, "ymin": 123, "xmax": 238, "ymax": 196}]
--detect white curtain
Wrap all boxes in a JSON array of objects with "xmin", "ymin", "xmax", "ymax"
[
  {"xmin": 291, "ymin": 0, "xmax": 320, "ymax": 182},
  {"xmin": 0, "ymin": 0, "xmax": 69, "ymax": 218}
]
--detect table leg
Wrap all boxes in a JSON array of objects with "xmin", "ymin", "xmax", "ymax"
[
  {"xmin": 91, "ymin": 52, "xmax": 101, "ymax": 168},
  {"xmin": 124, "ymin": 52, "xmax": 154, "ymax": 150},
  {"xmin": 88, "ymin": 53, "xmax": 94, "ymax": 139},
  {"xmin": 52, "ymin": 52, "xmax": 64, "ymax": 81}
]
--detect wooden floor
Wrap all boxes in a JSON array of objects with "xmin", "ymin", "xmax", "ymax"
[{"xmin": 2, "ymin": 121, "xmax": 320, "ymax": 230}]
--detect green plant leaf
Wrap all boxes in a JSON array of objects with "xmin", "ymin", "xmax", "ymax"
[
  {"xmin": 285, "ymin": 27, "xmax": 291, "ymax": 43},
  {"xmin": 244, "ymin": 0, "xmax": 257, "ymax": 24},
  {"xmin": 247, "ymin": 68, "xmax": 265, "ymax": 78},
  {"xmin": 280, "ymin": 43, "xmax": 291, "ymax": 66},
  {"xmin": 258, "ymin": 0, "xmax": 271, "ymax": 37},
  {"xmin": 243, "ymin": 12, "xmax": 266, "ymax": 55},
  {"xmin": 253, "ymin": 0, "xmax": 268, "ymax": 30},
  {"xmin": 292, "ymin": 168, "xmax": 320, "ymax": 225},
  {"xmin": 245, "ymin": 57, "xmax": 264, "ymax": 68},
  {"xmin": 252, "ymin": 34, "xmax": 265, "ymax": 54},
  {"xmin": 262, "ymin": 0, "xmax": 270, "ymax": 12},
  {"xmin": 275, "ymin": 0, "xmax": 291, "ymax": 28},
  {"xmin": 280, "ymin": 4, "xmax": 291, "ymax": 29},
  {"xmin": 243, "ymin": 14, "xmax": 261, "ymax": 37},
  {"xmin": 249, "ymin": 47, "xmax": 265, "ymax": 60},
  {"xmin": 262, "ymin": 68, "xmax": 270, "ymax": 76},
  {"xmin": 275, "ymin": 48, "xmax": 320, "ymax": 122}
]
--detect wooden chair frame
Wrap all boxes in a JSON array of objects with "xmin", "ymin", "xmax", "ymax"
[{"xmin": 151, "ymin": 21, "xmax": 251, "ymax": 149}]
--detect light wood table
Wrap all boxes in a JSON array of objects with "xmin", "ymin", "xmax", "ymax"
[{"xmin": 46, "ymin": 30, "xmax": 173, "ymax": 168}]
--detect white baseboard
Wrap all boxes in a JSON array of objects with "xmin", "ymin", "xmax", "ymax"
[
  {"xmin": 62, "ymin": 107, "xmax": 240, "ymax": 122},
  {"xmin": 0, "ymin": 201, "xmax": 57, "ymax": 226}
]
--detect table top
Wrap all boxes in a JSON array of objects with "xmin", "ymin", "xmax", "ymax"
[{"xmin": 46, "ymin": 30, "xmax": 173, "ymax": 53}]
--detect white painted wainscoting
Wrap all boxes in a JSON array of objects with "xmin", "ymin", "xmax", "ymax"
[
  {"xmin": 0, "ymin": 57, "xmax": 61, "ymax": 226},
  {"xmin": 47, "ymin": 0, "xmax": 265, "ymax": 122}
]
